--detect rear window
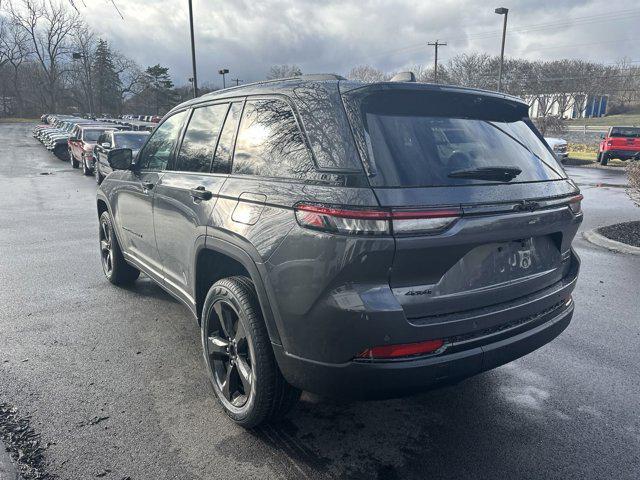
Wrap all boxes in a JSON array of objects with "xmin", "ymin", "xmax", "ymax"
[
  {"xmin": 83, "ymin": 129, "xmax": 104, "ymax": 142},
  {"xmin": 356, "ymin": 90, "xmax": 565, "ymax": 187},
  {"xmin": 610, "ymin": 127, "xmax": 640, "ymax": 138},
  {"xmin": 114, "ymin": 133, "xmax": 149, "ymax": 150}
]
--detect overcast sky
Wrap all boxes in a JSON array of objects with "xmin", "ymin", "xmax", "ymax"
[{"xmin": 80, "ymin": 0, "xmax": 640, "ymax": 87}]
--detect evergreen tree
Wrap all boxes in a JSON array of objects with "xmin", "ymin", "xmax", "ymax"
[
  {"xmin": 92, "ymin": 39, "xmax": 121, "ymax": 115},
  {"xmin": 144, "ymin": 64, "xmax": 175, "ymax": 114}
]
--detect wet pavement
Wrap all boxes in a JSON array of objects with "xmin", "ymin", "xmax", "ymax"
[{"xmin": 1, "ymin": 122, "xmax": 639, "ymax": 479}]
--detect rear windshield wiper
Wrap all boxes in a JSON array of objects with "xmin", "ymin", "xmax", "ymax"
[{"xmin": 448, "ymin": 166, "xmax": 522, "ymax": 182}]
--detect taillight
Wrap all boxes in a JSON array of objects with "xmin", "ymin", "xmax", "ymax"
[
  {"xmin": 356, "ymin": 339, "xmax": 445, "ymax": 360},
  {"xmin": 294, "ymin": 203, "xmax": 460, "ymax": 236},
  {"xmin": 568, "ymin": 194, "xmax": 583, "ymax": 215},
  {"xmin": 391, "ymin": 208, "xmax": 461, "ymax": 235}
]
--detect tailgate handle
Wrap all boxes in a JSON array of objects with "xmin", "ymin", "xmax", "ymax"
[{"xmin": 190, "ymin": 186, "xmax": 213, "ymax": 200}]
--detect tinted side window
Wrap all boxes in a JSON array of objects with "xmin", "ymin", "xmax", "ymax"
[
  {"xmin": 137, "ymin": 111, "xmax": 188, "ymax": 171},
  {"xmin": 232, "ymin": 99, "xmax": 314, "ymax": 179},
  {"xmin": 176, "ymin": 104, "xmax": 228, "ymax": 173},
  {"xmin": 212, "ymin": 102, "xmax": 243, "ymax": 174}
]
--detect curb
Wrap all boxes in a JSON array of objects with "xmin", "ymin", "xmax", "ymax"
[{"xmin": 583, "ymin": 229, "xmax": 640, "ymax": 255}]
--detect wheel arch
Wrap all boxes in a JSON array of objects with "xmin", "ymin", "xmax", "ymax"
[{"xmin": 194, "ymin": 237, "xmax": 283, "ymax": 346}]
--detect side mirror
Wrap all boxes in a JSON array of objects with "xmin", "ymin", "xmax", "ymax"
[
  {"xmin": 107, "ymin": 148, "xmax": 133, "ymax": 170},
  {"xmin": 101, "ymin": 142, "xmax": 111, "ymax": 148}
]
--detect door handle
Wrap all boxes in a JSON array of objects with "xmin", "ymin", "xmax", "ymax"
[
  {"xmin": 190, "ymin": 186, "xmax": 213, "ymax": 200},
  {"xmin": 142, "ymin": 181, "xmax": 155, "ymax": 190}
]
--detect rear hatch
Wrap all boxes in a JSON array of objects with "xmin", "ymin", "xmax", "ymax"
[
  {"xmin": 607, "ymin": 127, "xmax": 640, "ymax": 151},
  {"xmin": 342, "ymin": 85, "xmax": 581, "ymax": 319}
]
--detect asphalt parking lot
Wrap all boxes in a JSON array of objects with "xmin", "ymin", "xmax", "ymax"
[{"xmin": 1, "ymin": 121, "xmax": 639, "ymax": 480}]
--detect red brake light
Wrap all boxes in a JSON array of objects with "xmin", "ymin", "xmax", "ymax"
[
  {"xmin": 357, "ymin": 339, "xmax": 445, "ymax": 360},
  {"xmin": 568, "ymin": 194, "xmax": 583, "ymax": 215},
  {"xmin": 295, "ymin": 204, "xmax": 390, "ymax": 235},
  {"xmin": 294, "ymin": 204, "xmax": 461, "ymax": 236}
]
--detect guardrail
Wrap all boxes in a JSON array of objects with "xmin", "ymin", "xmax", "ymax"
[{"xmin": 566, "ymin": 125, "xmax": 609, "ymax": 132}]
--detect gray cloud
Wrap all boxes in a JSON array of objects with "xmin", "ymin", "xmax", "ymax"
[{"xmin": 81, "ymin": 0, "xmax": 640, "ymax": 86}]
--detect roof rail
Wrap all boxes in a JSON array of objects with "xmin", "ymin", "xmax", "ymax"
[{"xmin": 201, "ymin": 73, "xmax": 347, "ymax": 98}]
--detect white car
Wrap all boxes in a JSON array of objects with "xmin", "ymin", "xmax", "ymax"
[{"xmin": 544, "ymin": 137, "xmax": 569, "ymax": 161}]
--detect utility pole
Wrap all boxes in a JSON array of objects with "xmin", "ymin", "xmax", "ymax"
[
  {"xmin": 495, "ymin": 7, "xmax": 509, "ymax": 92},
  {"xmin": 428, "ymin": 40, "xmax": 446, "ymax": 83},
  {"xmin": 188, "ymin": 0, "xmax": 198, "ymax": 98},
  {"xmin": 231, "ymin": 78, "xmax": 242, "ymax": 86}
]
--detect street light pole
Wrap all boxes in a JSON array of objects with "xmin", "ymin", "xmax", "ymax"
[
  {"xmin": 218, "ymin": 68, "xmax": 229, "ymax": 89},
  {"xmin": 72, "ymin": 52, "xmax": 93, "ymax": 117},
  {"xmin": 495, "ymin": 7, "xmax": 509, "ymax": 92},
  {"xmin": 188, "ymin": 0, "xmax": 198, "ymax": 98}
]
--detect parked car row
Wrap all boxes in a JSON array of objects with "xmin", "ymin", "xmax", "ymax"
[
  {"xmin": 122, "ymin": 114, "xmax": 161, "ymax": 123},
  {"xmin": 96, "ymin": 116, "xmax": 157, "ymax": 132},
  {"xmin": 33, "ymin": 114, "xmax": 150, "ymax": 181}
]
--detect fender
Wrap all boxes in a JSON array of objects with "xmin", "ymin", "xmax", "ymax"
[{"xmin": 197, "ymin": 231, "xmax": 284, "ymax": 347}]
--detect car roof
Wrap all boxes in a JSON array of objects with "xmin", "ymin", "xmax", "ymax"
[
  {"xmin": 169, "ymin": 74, "xmax": 528, "ymax": 114},
  {"xmin": 80, "ymin": 125, "xmax": 120, "ymax": 130}
]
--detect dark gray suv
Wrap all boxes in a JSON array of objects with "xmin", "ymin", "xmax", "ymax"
[{"xmin": 96, "ymin": 74, "xmax": 582, "ymax": 427}]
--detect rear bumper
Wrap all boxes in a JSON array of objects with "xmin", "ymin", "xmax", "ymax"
[
  {"xmin": 274, "ymin": 301, "xmax": 573, "ymax": 399},
  {"xmin": 604, "ymin": 149, "xmax": 640, "ymax": 160},
  {"xmin": 274, "ymin": 251, "xmax": 580, "ymax": 399}
]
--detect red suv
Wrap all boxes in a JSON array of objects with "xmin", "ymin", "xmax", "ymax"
[
  {"xmin": 68, "ymin": 125, "xmax": 119, "ymax": 175},
  {"xmin": 598, "ymin": 126, "xmax": 640, "ymax": 165}
]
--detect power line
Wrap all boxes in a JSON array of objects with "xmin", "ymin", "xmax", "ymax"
[{"xmin": 359, "ymin": 8, "xmax": 640, "ymax": 63}]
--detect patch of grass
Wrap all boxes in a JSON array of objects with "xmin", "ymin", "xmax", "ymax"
[
  {"xmin": 0, "ymin": 117, "xmax": 39, "ymax": 123},
  {"xmin": 568, "ymin": 150, "xmax": 596, "ymax": 161},
  {"xmin": 566, "ymin": 113, "xmax": 640, "ymax": 127}
]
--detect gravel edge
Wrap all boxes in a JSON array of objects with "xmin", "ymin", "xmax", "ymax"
[
  {"xmin": 583, "ymin": 229, "xmax": 640, "ymax": 255},
  {"xmin": 0, "ymin": 403, "xmax": 54, "ymax": 480},
  {"xmin": 0, "ymin": 441, "xmax": 20, "ymax": 480}
]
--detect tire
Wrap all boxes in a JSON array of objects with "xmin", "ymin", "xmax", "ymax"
[
  {"xmin": 98, "ymin": 211, "xmax": 140, "ymax": 285},
  {"xmin": 596, "ymin": 152, "xmax": 602, "ymax": 164},
  {"xmin": 70, "ymin": 152, "xmax": 79, "ymax": 169},
  {"xmin": 600, "ymin": 152, "xmax": 609, "ymax": 166},
  {"xmin": 201, "ymin": 276, "xmax": 300, "ymax": 428},
  {"xmin": 95, "ymin": 161, "xmax": 104, "ymax": 184},
  {"xmin": 82, "ymin": 156, "xmax": 92, "ymax": 176}
]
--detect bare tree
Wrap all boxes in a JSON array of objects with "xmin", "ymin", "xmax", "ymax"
[
  {"xmin": 68, "ymin": 24, "xmax": 95, "ymax": 114},
  {"xmin": 348, "ymin": 65, "xmax": 391, "ymax": 83},
  {"xmin": 266, "ymin": 64, "xmax": 302, "ymax": 80},
  {"xmin": 113, "ymin": 51, "xmax": 145, "ymax": 105},
  {"xmin": 8, "ymin": 0, "xmax": 81, "ymax": 111},
  {"xmin": 0, "ymin": 16, "xmax": 31, "ymax": 113}
]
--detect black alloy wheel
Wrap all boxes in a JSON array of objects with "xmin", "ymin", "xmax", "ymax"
[
  {"xmin": 98, "ymin": 211, "xmax": 139, "ymax": 285},
  {"xmin": 95, "ymin": 161, "xmax": 103, "ymax": 184},
  {"xmin": 201, "ymin": 277, "xmax": 300, "ymax": 427},
  {"xmin": 205, "ymin": 299, "xmax": 254, "ymax": 409}
]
